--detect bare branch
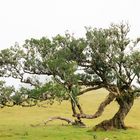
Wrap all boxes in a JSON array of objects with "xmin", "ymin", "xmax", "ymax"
[
  {"xmin": 74, "ymin": 93, "xmax": 115, "ymax": 119},
  {"xmin": 30, "ymin": 116, "xmax": 85, "ymax": 127},
  {"xmin": 44, "ymin": 116, "xmax": 75, "ymax": 125},
  {"xmin": 78, "ymin": 86, "xmax": 102, "ymax": 96}
]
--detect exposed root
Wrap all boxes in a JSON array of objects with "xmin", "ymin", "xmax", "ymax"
[{"xmin": 94, "ymin": 119, "xmax": 127, "ymax": 131}]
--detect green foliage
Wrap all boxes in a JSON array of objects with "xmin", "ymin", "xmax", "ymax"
[
  {"xmin": 83, "ymin": 23, "xmax": 140, "ymax": 96},
  {"xmin": 0, "ymin": 22, "xmax": 140, "ymax": 107},
  {"xmin": 0, "ymin": 80, "xmax": 15, "ymax": 107}
]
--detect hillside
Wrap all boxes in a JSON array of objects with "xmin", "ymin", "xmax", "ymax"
[{"xmin": 0, "ymin": 89, "xmax": 140, "ymax": 140}]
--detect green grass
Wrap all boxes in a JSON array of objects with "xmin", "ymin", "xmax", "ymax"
[{"xmin": 0, "ymin": 89, "xmax": 140, "ymax": 140}]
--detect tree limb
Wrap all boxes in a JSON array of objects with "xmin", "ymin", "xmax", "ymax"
[
  {"xmin": 74, "ymin": 93, "xmax": 115, "ymax": 119},
  {"xmin": 31, "ymin": 116, "xmax": 85, "ymax": 127},
  {"xmin": 44, "ymin": 116, "xmax": 75, "ymax": 125},
  {"xmin": 78, "ymin": 86, "xmax": 102, "ymax": 96}
]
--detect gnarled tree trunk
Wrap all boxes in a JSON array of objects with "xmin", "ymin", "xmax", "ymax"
[{"xmin": 95, "ymin": 94, "xmax": 134, "ymax": 130}]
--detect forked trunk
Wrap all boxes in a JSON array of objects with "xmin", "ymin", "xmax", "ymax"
[
  {"xmin": 70, "ymin": 99, "xmax": 85, "ymax": 126},
  {"xmin": 95, "ymin": 94, "xmax": 134, "ymax": 130}
]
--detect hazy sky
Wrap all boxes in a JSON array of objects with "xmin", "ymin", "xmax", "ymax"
[
  {"xmin": 0, "ymin": 0, "xmax": 140, "ymax": 50},
  {"xmin": 0, "ymin": 0, "xmax": 140, "ymax": 88}
]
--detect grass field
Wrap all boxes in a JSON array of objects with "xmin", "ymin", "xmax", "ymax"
[{"xmin": 0, "ymin": 89, "xmax": 140, "ymax": 140}]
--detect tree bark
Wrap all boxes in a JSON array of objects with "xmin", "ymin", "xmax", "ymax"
[
  {"xmin": 70, "ymin": 99, "xmax": 77, "ymax": 115},
  {"xmin": 95, "ymin": 94, "xmax": 134, "ymax": 130}
]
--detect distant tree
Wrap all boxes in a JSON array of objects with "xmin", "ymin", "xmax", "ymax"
[{"xmin": 0, "ymin": 80, "xmax": 15, "ymax": 107}]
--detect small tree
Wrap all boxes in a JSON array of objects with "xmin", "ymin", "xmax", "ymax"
[{"xmin": 0, "ymin": 80, "xmax": 15, "ymax": 107}]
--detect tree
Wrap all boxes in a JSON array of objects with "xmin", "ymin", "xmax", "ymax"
[
  {"xmin": 0, "ymin": 23, "xmax": 140, "ymax": 130},
  {"xmin": 73, "ymin": 23, "xmax": 140, "ymax": 130},
  {"xmin": 0, "ymin": 33, "xmax": 88, "ymax": 125}
]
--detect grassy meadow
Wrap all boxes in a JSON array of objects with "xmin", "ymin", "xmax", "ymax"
[{"xmin": 0, "ymin": 89, "xmax": 140, "ymax": 140}]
